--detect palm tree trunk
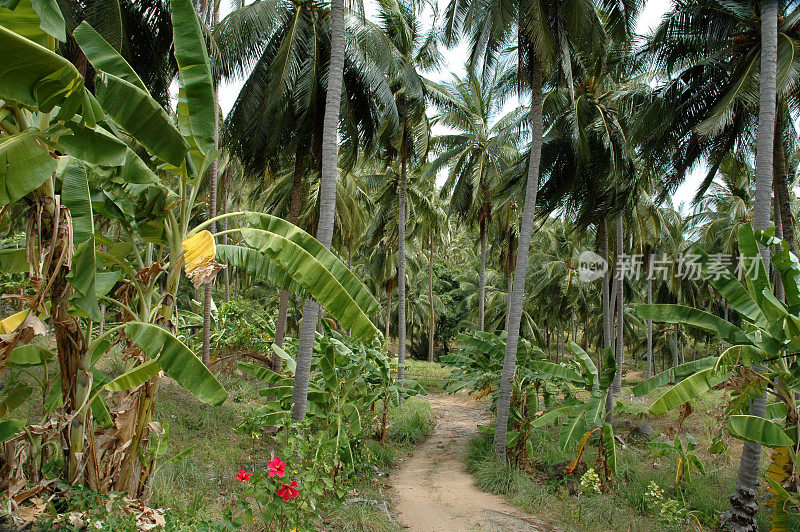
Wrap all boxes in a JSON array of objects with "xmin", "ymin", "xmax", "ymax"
[
  {"xmin": 773, "ymin": 172, "xmax": 785, "ymax": 301},
  {"xmin": 385, "ymin": 288, "xmax": 392, "ymax": 340},
  {"xmin": 428, "ymin": 234, "xmax": 435, "ymax": 362},
  {"xmin": 273, "ymin": 151, "xmax": 305, "ymax": 371},
  {"xmin": 601, "ymin": 218, "xmax": 613, "ymax": 421},
  {"xmin": 611, "ymin": 214, "xmax": 624, "ymax": 397},
  {"xmin": 774, "ymin": 110, "xmax": 794, "ymax": 251},
  {"xmin": 291, "ymin": 0, "xmax": 344, "ymax": 421},
  {"xmin": 722, "ymin": 1, "xmax": 776, "ymax": 527},
  {"xmin": 494, "ymin": 56, "xmax": 543, "ymax": 457},
  {"xmin": 201, "ymin": 3, "xmax": 220, "ymax": 366},
  {"xmin": 504, "ymin": 272, "xmax": 512, "ymax": 331},
  {"xmin": 397, "ymin": 131, "xmax": 409, "ymax": 380},
  {"xmin": 646, "ymin": 275, "xmax": 653, "ymax": 379},
  {"xmin": 222, "ymin": 167, "xmax": 230, "ymax": 302},
  {"xmin": 478, "ymin": 215, "xmax": 487, "ymax": 331}
]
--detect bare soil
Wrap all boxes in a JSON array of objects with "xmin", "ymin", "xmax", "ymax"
[{"xmin": 391, "ymin": 393, "xmax": 560, "ymax": 531}]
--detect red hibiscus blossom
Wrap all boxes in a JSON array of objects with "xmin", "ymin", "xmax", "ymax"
[
  {"xmin": 267, "ymin": 456, "xmax": 286, "ymax": 478},
  {"xmin": 235, "ymin": 469, "xmax": 252, "ymax": 482},
  {"xmin": 276, "ymin": 480, "xmax": 299, "ymax": 502}
]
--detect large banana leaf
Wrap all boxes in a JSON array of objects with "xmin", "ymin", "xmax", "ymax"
[
  {"xmin": 0, "ymin": 131, "xmax": 55, "ymax": 207},
  {"xmin": 0, "ymin": 248, "xmax": 26, "ymax": 273},
  {"xmin": 245, "ymin": 213, "xmax": 379, "ymax": 316},
  {"xmin": 171, "ymin": 0, "xmax": 215, "ymax": 154},
  {"xmin": 94, "ymin": 72, "xmax": 189, "ymax": 167},
  {"xmin": 7, "ymin": 345, "xmax": 51, "ymax": 367},
  {"xmin": 601, "ymin": 423, "xmax": 617, "ymax": 476},
  {"xmin": 727, "ymin": 415, "xmax": 794, "ymax": 447},
  {"xmin": 104, "ymin": 359, "xmax": 160, "ymax": 392},
  {"xmin": 0, "ymin": 419, "xmax": 24, "ymax": 442},
  {"xmin": 215, "ymin": 244, "xmax": 301, "ymax": 295},
  {"xmin": 635, "ymin": 304, "xmax": 750, "ymax": 345},
  {"xmin": 632, "ymin": 356, "xmax": 716, "ymax": 396},
  {"xmin": 560, "ymin": 411, "xmax": 587, "ymax": 451},
  {"xmin": 55, "ymin": 122, "xmax": 128, "ymax": 167},
  {"xmin": 530, "ymin": 361, "xmax": 584, "ymax": 384},
  {"xmin": 239, "ymin": 227, "xmax": 379, "ymax": 341},
  {"xmin": 72, "ymin": 22, "xmax": 146, "ymax": 90},
  {"xmin": 124, "ymin": 322, "xmax": 227, "ymax": 405},
  {"xmin": 649, "ymin": 368, "xmax": 727, "ymax": 416},
  {"xmin": 61, "ymin": 160, "xmax": 102, "ymax": 321},
  {"xmin": 0, "ymin": 0, "xmax": 64, "ymax": 44},
  {"xmin": 0, "ymin": 25, "xmax": 99, "ymax": 122},
  {"xmin": 568, "ymin": 341, "xmax": 598, "ymax": 390}
]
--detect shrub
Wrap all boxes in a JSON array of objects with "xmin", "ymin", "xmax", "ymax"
[{"xmin": 387, "ymin": 397, "xmax": 433, "ymax": 445}]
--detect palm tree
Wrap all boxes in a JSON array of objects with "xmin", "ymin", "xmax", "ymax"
[
  {"xmin": 291, "ymin": 0, "xmax": 347, "ymax": 421},
  {"xmin": 374, "ymin": 0, "xmax": 439, "ymax": 380},
  {"xmin": 215, "ymin": 0, "xmax": 394, "ymax": 366},
  {"xmin": 443, "ymin": 0, "xmax": 638, "ymax": 456},
  {"xmin": 723, "ymin": 0, "xmax": 777, "ymax": 527},
  {"xmin": 427, "ymin": 65, "xmax": 521, "ymax": 331}
]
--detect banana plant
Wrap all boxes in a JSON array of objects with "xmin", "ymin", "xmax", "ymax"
[
  {"xmin": 525, "ymin": 341, "xmax": 618, "ymax": 483},
  {"xmin": 0, "ymin": 0, "xmax": 378, "ymax": 501},
  {"xmin": 648, "ymin": 433, "xmax": 705, "ymax": 484},
  {"xmin": 635, "ymin": 223, "xmax": 800, "ymax": 530},
  {"xmin": 237, "ymin": 325, "xmax": 413, "ymax": 472}
]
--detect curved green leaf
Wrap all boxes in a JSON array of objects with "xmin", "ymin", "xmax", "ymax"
[
  {"xmin": 727, "ymin": 415, "xmax": 794, "ymax": 447},
  {"xmin": 216, "ymin": 244, "xmax": 301, "ymax": 295},
  {"xmin": 245, "ymin": 213, "xmax": 379, "ymax": 315},
  {"xmin": 633, "ymin": 356, "xmax": 716, "ymax": 396},
  {"xmin": 635, "ymin": 304, "xmax": 750, "ymax": 345},
  {"xmin": 560, "ymin": 411, "xmax": 587, "ymax": 451},
  {"xmin": 239, "ymin": 227, "xmax": 379, "ymax": 341},
  {"xmin": 55, "ymin": 122, "xmax": 128, "ymax": 167},
  {"xmin": 0, "ymin": 131, "xmax": 55, "ymax": 207},
  {"xmin": 0, "ymin": 383, "xmax": 32, "ymax": 416},
  {"xmin": 8, "ymin": 344, "xmax": 52, "ymax": 367},
  {"xmin": 171, "ymin": 0, "xmax": 215, "ymax": 154},
  {"xmin": 94, "ymin": 72, "xmax": 189, "ymax": 167},
  {"xmin": 0, "ymin": 25, "xmax": 97, "ymax": 121},
  {"xmin": 124, "ymin": 321, "xmax": 227, "ymax": 405},
  {"xmin": 530, "ymin": 360, "xmax": 584, "ymax": 383},
  {"xmin": 650, "ymin": 368, "xmax": 726, "ymax": 416},
  {"xmin": 73, "ymin": 21, "xmax": 146, "ymax": 90},
  {"xmin": 104, "ymin": 359, "xmax": 160, "ymax": 392},
  {"xmin": 531, "ymin": 405, "xmax": 574, "ymax": 428},
  {"xmin": 568, "ymin": 341, "xmax": 598, "ymax": 389},
  {"xmin": 0, "ymin": 247, "xmax": 26, "ymax": 273},
  {"xmin": 0, "ymin": 419, "xmax": 24, "ymax": 442}
]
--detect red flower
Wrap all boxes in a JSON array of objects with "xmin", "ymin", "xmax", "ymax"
[
  {"xmin": 267, "ymin": 456, "xmax": 287, "ymax": 478},
  {"xmin": 236, "ymin": 469, "xmax": 252, "ymax": 482},
  {"xmin": 276, "ymin": 480, "xmax": 299, "ymax": 502}
]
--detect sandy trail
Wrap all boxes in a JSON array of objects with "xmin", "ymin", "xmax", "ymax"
[{"xmin": 391, "ymin": 393, "xmax": 559, "ymax": 531}]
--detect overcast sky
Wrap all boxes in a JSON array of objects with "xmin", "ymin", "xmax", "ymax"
[{"xmin": 216, "ymin": 0, "xmax": 703, "ymax": 209}]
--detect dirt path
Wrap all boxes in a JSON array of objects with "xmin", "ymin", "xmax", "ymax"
[{"xmin": 391, "ymin": 393, "xmax": 559, "ymax": 531}]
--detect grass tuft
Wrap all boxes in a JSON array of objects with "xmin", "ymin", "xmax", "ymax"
[
  {"xmin": 388, "ymin": 397, "xmax": 433, "ymax": 445},
  {"xmin": 326, "ymin": 502, "xmax": 399, "ymax": 532}
]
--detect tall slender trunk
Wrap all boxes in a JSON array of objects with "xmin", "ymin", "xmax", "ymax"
[
  {"xmin": 291, "ymin": 0, "xmax": 344, "ymax": 421},
  {"xmin": 201, "ymin": 6, "xmax": 220, "ymax": 366},
  {"xmin": 273, "ymin": 151, "xmax": 305, "ymax": 371},
  {"xmin": 504, "ymin": 272, "xmax": 512, "ymax": 331},
  {"xmin": 722, "ymin": 2, "xmax": 776, "ymax": 528},
  {"xmin": 774, "ymin": 109, "xmax": 794, "ymax": 251},
  {"xmin": 773, "ymin": 171, "xmax": 785, "ymax": 301},
  {"xmin": 222, "ymin": 168, "xmax": 230, "ymax": 302},
  {"xmin": 397, "ymin": 131, "xmax": 409, "ymax": 380},
  {"xmin": 478, "ymin": 215, "xmax": 487, "ymax": 331},
  {"xmin": 646, "ymin": 275, "xmax": 653, "ymax": 379},
  {"xmin": 428, "ymin": 234, "xmax": 435, "ymax": 362},
  {"xmin": 385, "ymin": 288, "xmax": 392, "ymax": 340},
  {"xmin": 601, "ymin": 218, "xmax": 613, "ymax": 420},
  {"xmin": 611, "ymin": 214, "xmax": 624, "ymax": 397},
  {"xmin": 494, "ymin": 56, "xmax": 543, "ymax": 457},
  {"xmin": 669, "ymin": 324, "xmax": 679, "ymax": 368}
]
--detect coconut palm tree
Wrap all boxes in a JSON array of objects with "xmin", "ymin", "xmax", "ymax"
[
  {"xmin": 427, "ymin": 64, "xmax": 522, "ymax": 331},
  {"xmin": 292, "ymin": 0, "xmax": 347, "ymax": 421},
  {"xmin": 373, "ymin": 0, "xmax": 440, "ymax": 380},
  {"xmin": 214, "ymin": 0, "xmax": 395, "ymax": 367},
  {"xmin": 442, "ymin": 0, "xmax": 639, "ymax": 456}
]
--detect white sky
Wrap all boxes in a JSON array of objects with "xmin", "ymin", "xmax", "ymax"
[{"xmin": 216, "ymin": 0, "xmax": 703, "ymax": 209}]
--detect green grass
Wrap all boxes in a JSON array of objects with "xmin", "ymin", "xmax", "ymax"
[
  {"xmin": 387, "ymin": 396, "xmax": 433, "ymax": 445},
  {"xmin": 325, "ymin": 502, "xmax": 399, "ymax": 532},
  {"xmin": 404, "ymin": 359, "xmax": 452, "ymax": 393}
]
